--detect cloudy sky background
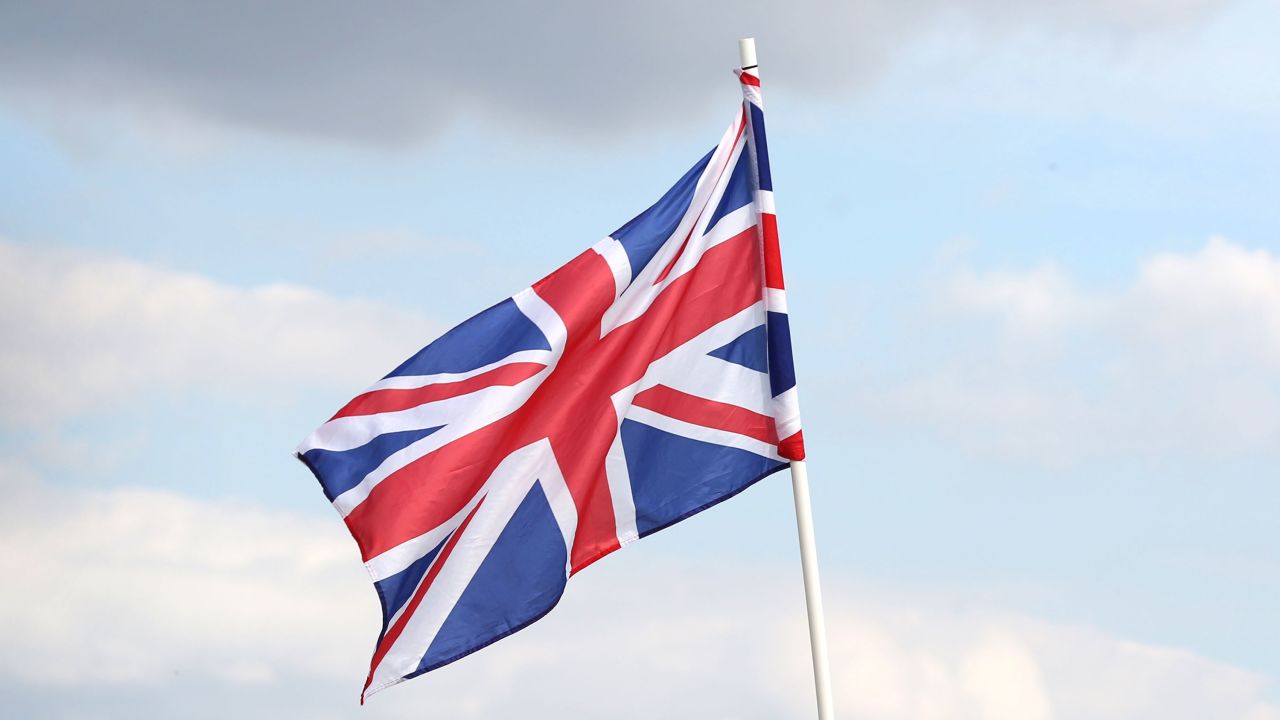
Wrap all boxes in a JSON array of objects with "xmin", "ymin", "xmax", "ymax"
[{"xmin": 1, "ymin": 1, "xmax": 1277, "ymax": 718}]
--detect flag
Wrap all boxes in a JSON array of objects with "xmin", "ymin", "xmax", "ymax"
[{"xmin": 296, "ymin": 67, "xmax": 803, "ymax": 700}]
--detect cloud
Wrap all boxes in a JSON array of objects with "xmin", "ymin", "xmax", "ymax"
[
  {"xmin": 0, "ymin": 470, "xmax": 364, "ymax": 688},
  {"xmin": 875, "ymin": 237, "xmax": 1280, "ymax": 463},
  {"xmin": 0, "ymin": 465, "xmax": 1275, "ymax": 719},
  {"xmin": 0, "ymin": 239, "xmax": 438, "ymax": 427},
  {"xmin": 0, "ymin": 1, "xmax": 1234, "ymax": 146}
]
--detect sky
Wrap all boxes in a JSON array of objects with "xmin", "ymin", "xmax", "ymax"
[{"xmin": 1, "ymin": 1, "xmax": 1278, "ymax": 718}]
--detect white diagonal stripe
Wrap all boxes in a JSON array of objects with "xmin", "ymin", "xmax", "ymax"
[
  {"xmin": 625, "ymin": 406, "xmax": 782, "ymax": 462},
  {"xmin": 359, "ymin": 350, "xmax": 554, "ymax": 394},
  {"xmin": 365, "ymin": 438, "xmax": 574, "ymax": 698},
  {"xmin": 600, "ymin": 118, "xmax": 750, "ymax": 336}
]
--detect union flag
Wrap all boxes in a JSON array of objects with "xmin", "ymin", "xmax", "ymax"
[{"xmin": 296, "ymin": 67, "xmax": 803, "ymax": 700}]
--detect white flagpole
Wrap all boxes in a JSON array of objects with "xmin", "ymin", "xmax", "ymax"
[
  {"xmin": 788, "ymin": 458, "xmax": 834, "ymax": 719},
  {"xmin": 737, "ymin": 37, "xmax": 835, "ymax": 720}
]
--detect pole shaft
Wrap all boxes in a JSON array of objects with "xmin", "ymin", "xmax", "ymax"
[
  {"xmin": 789, "ymin": 460, "xmax": 834, "ymax": 720},
  {"xmin": 738, "ymin": 36, "xmax": 834, "ymax": 720}
]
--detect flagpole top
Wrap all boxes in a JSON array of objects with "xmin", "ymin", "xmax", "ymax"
[{"xmin": 738, "ymin": 38, "xmax": 757, "ymax": 70}]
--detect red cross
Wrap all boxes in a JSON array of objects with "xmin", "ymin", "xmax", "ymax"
[{"xmin": 343, "ymin": 225, "xmax": 774, "ymax": 574}]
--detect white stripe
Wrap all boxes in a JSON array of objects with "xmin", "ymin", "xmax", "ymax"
[
  {"xmin": 357, "ymin": 350, "xmax": 553, "ymax": 394},
  {"xmin": 512, "ymin": 286, "xmax": 569, "ymax": 354},
  {"xmin": 365, "ymin": 439, "xmax": 574, "ymax": 698},
  {"xmin": 592, "ymin": 236, "xmax": 632, "ymax": 299},
  {"xmin": 605, "ymin": 382, "xmax": 642, "ymax": 546},
  {"xmin": 766, "ymin": 288, "xmax": 788, "ymax": 313},
  {"xmin": 600, "ymin": 117, "xmax": 749, "ymax": 336},
  {"xmin": 534, "ymin": 445, "xmax": 579, "ymax": 564},
  {"xmin": 604, "ymin": 434, "xmax": 637, "ymax": 546},
  {"xmin": 742, "ymin": 85, "xmax": 763, "ymax": 108},
  {"xmin": 625, "ymin": 405, "xmax": 783, "ymax": 462},
  {"xmin": 755, "ymin": 190, "xmax": 775, "ymax": 214},
  {"xmin": 601, "ymin": 199, "xmax": 755, "ymax": 335},
  {"xmin": 660, "ymin": 354, "xmax": 772, "ymax": 415},
  {"xmin": 372, "ymin": 500, "xmax": 476, "ymax": 637},
  {"xmin": 773, "ymin": 386, "xmax": 802, "ymax": 440}
]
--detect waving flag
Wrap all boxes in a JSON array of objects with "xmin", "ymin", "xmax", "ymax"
[{"xmin": 296, "ymin": 67, "xmax": 803, "ymax": 700}]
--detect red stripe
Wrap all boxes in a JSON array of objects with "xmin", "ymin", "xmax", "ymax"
[
  {"xmin": 760, "ymin": 213, "xmax": 785, "ymax": 290},
  {"xmin": 653, "ymin": 226, "xmax": 694, "ymax": 285},
  {"xmin": 778, "ymin": 430, "xmax": 805, "ymax": 461},
  {"xmin": 332, "ymin": 363, "xmax": 545, "ymax": 420},
  {"xmin": 633, "ymin": 385, "xmax": 778, "ymax": 445},
  {"xmin": 739, "ymin": 72, "xmax": 760, "ymax": 87},
  {"xmin": 362, "ymin": 497, "xmax": 484, "ymax": 701}
]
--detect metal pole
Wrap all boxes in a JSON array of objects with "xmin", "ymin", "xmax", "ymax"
[{"xmin": 737, "ymin": 37, "xmax": 835, "ymax": 720}]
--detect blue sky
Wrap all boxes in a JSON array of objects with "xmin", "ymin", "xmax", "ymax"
[{"xmin": 1, "ymin": 2, "xmax": 1277, "ymax": 718}]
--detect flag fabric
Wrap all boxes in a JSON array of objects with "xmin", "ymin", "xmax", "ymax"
[{"xmin": 296, "ymin": 68, "xmax": 803, "ymax": 700}]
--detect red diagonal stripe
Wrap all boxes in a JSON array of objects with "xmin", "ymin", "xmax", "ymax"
[
  {"xmin": 346, "ymin": 415, "xmax": 516, "ymax": 561},
  {"xmin": 632, "ymin": 384, "xmax": 778, "ymax": 445},
  {"xmin": 653, "ymin": 226, "xmax": 695, "ymax": 285},
  {"xmin": 362, "ymin": 496, "xmax": 484, "ymax": 702},
  {"xmin": 332, "ymin": 363, "xmax": 545, "ymax": 420}
]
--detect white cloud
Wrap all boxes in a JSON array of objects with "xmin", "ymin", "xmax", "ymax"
[
  {"xmin": 0, "ymin": 468, "xmax": 365, "ymax": 688},
  {"xmin": 0, "ymin": 239, "xmax": 438, "ymax": 427},
  {"xmin": 1133, "ymin": 237, "xmax": 1280, "ymax": 365},
  {"xmin": 0, "ymin": 465, "xmax": 1274, "ymax": 719},
  {"xmin": 876, "ymin": 237, "xmax": 1280, "ymax": 463},
  {"xmin": 943, "ymin": 262, "xmax": 1087, "ymax": 338}
]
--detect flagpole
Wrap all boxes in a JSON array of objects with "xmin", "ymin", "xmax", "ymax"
[
  {"xmin": 737, "ymin": 37, "xmax": 835, "ymax": 720},
  {"xmin": 787, "ymin": 458, "xmax": 834, "ymax": 719}
]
